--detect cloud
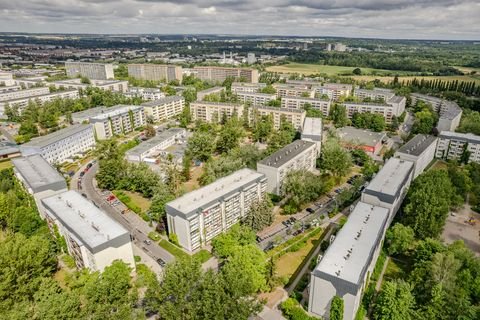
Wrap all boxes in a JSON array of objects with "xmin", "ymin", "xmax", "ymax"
[{"xmin": 0, "ymin": 0, "xmax": 478, "ymax": 39}]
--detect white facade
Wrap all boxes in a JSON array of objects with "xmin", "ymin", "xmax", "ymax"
[
  {"xmin": 0, "ymin": 71, "xmax": 15, "ymax": 86},
  {"xmin": 301, "ymin": 117, "xmax": 322, "ymax": 156},
  {"xmin": 190, "ymin": 101, "xmax": 244, "ymax": 123},
  {"xmin": 257, "ymin": 140, "xmax": 317, "ymax": 195},
  {"xmin": 250, "ymin": 106, "xmax": 306, "ymax": 131},
  {"xmin": 273, "ymin": 84, "xmax": 315, "ymax": 98},
  {"xmin": 125, "ymin": 87, "xmax": 165, "ymax": 101},
  {"xmin": 192, "ymin": 66, "xmax": 259, "ymax": 83},
  {"xmin": 343, "ymin": 102, "xmax": 402, "ymax": 124},
  {"xmin": 236, "ymin": 92, "xmax": 276, "ymax": 107},
  {"xmin": 0, "ymin": 86, "xmax": 50, "ymax": 101},
  {"xmin": 354, "ymin": 88, "xmax": 395, "ymax": 102},
  {"xmin": 231, "ymin": 82, "xmax": 266, "ymax": 93},
  {"xmin": 65, "ymin": 62, "xmax": 114, "ymax": 80},
  {"xmin": 395, "ymin": 134, "xmax": 438, "ymax": 178},
  {"xmin": 42, "ymin": 190, "xmax": 135, "ymax": 271},
  {"xmin": 281, "ymin": 96, "xmax": 331, "ymax": 117},
  {"xmin": 141, "ymin": 96, "xmax": 185, "ymax": 122},
  {"xmin": 436, "ymin": 131, "xmax": 480, "ymax": 164},
  {"xmin": 89, "ymin": 105, "xmax": 146, "ymax": 140},
  {"xmin": 52, "ymin": 79, "xmax": 129, "ymax": 93},
  {"xmin": 0, "ymin": 90, "xmax": 79, "ymax": 116},
  {"xmin": 166, "ymin": 169, "xmax": 267, "ymax": 252},
  {"xmin": 314, "ymin": 83, "xmax": 352, "ymax": 101},
  {"xmin": 127, "ymin": 64, "xmax": 183, "ymax": 82},
  {"xmin": 20, "ymin": 124, "xmax": 96, "ymax": 165}
]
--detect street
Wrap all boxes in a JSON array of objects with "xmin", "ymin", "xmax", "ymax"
[{"xmin": 71, "ymin": 162, "xmax": 175, "ymax": 265}]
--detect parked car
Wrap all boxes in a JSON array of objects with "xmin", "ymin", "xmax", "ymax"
[
  {"xmin": 306, "ymin": 208, "xmax": 315, "ymax": 213},
  {"xmin": 86, "ymin": 163, "xmax": 93, "ymax": 169},
  {"xmin": 79, "ymin": 171, "xmax": 85, "ymax": 177},
  {"xmin": 156, "ymin": 258, "xmax": 166, "ymax": 267},
  {"xmin": 143, "ymin": 239, "xmax": 152, "ymax": 245},
  {"xmin": 81, "ymin": 193, "xmax": 87, "ymax": 198},
  {"xmin": 289, "ymin": 217, "xmax": 297, "ymax": 223}
]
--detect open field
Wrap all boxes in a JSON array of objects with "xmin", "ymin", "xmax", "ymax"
[
  {"xmin": 349, "ymin": 74, "xmax": 480, "ymax": 85},
  {"xmin": 266, "ymin": 63, "xmax": 411, "ymax": 76},
  {"xmin": 122, "ymin": 190, "xmax": 151, "ymax": 212},
  {"xmin": 0, "ymin": 160, "xmax": 12, "ymax": 170}
]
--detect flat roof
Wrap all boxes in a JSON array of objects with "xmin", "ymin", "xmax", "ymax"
[
  {"xmin": 126, "ymin": 128, "xmax": 185, "ymax": 157},
  {"xmin": 364, "ymin": 158, "xmax": 413, "ymax": 198},
  {"xmin": 343, "ymin": 102, "xmax": 391, "ymax": 107},
  {"xmin": 255, "ymin": 106, "xmax": 305, "ymax": 114},
  {"xmin": 89, "ymin": 104, "xmax": 143, "ymax": 121},
  {"xmin": 232, "ymin": 82, "xmax": 266, "ymax": 87},
  {"xmin": 388, "ymin": 95, "xmax": 406, "ymax": 104},
  {"xmin": 197, "ymin": 86, "xmax": 225, "ymax": 94},
  {"xmin": 141, "ymin": 95, "xmax": 184, "ymax": 106},
  {"xmin": 314, "ymin": 201, "xmax": 389, "ymax": 287},
  {"xmin": 283, "ymin": 96, "xmax": 330, "ymax": 102},
  {"xmin": 356, "ymin": 88, "xmax": 394, "ymax": 95},
  {"xmin": 440, "ymin": 101, "xmax": 462, "ymax": 120},
  {"xmin": 191, "ymin": 101, "xmax": 243, "ymax": 107},
  {"xmin": 166, "ymin": 168, "xmax": 265, "ymax": 216},
  {"xmin": 0, "ymin": 141, "xmax": 20, "ymax": 156},
  {"xmin": 258, "ymin": 140, "xmax": 315, "ymax": 168},
  {"xmin": 439, "ymin": 131, "xmax": 480, "ymax": 144},
  {"xmin": 322, "ymin": 83, "xmax": 353, "ymax": 90},
  {"xmin": 22, "ymin": 124, "xmax": 93, "ymax": 149},
  {"xmin": 71, "ymin": 106, "xmax": 108, "ymax": 122},
  {"xmin": 302, "ymin": 117, "xmax": 322, "ymax": 137},
  {"xmin": 411, "ymin": 93, "xmax": 443, "ymax": 103},
  {"xmin": 396, "ymin": 134, "xmax": 437, "ymax": 157},
  {"xmin": 237, "ymin": 92, "xmax": 276, "ymax": 98},
  {"xmin": 1, "ymin": 89, "xmax": 78, "ymax": 103},
  {"xmin": 42, "ymin": 190, "xmax": 129, "ymax": 253},
  {"xmin": 337, "ymin": 127, "xmax": 386, "ymax": 147}
]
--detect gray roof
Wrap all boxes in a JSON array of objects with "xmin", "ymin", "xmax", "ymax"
[
  {"xmin": 125, "ymin": 128, "xmax": 185, "ymax": 157},
  {"xmin": 440, "ymin": 101, "xmax": 462, "ymax": 120},
  {"xmin": 0, "ymin": 141, "xmax": 20, "ymax": 156},
  {"xmin": 343, "ymin": 101, "xmax": 391, "ymax": 108},
  {"xmin": 302, "ymin": 117, "xmax": 322, "ymax": 137},
  {"xmin": 232, "ymin": 82, "xmax": 266, "ymax": 88},
  {"xmin": 22, "ymin": 124, "xmax": 93, "ymax": 149},
  {"xmin": 337, "ymin": 127, "xmax": 386, "ymax": 147},
  {"xmin": 2, "ymin": 89, "xmax": 78, "ymax": 104},
  {"xmin": 236, "ymin": 92, "xmax": 276, "ymax": 98},
  {"xmin": 322, "ymin": 83, "xmax": 353, "ymax": 90},
  {"xmin": 191, "ymin": 101, "xmax": 243, "ymax": 107},
  {"xmin": 71, "ymin": 106, "xmax": 108, "ymax": 123},
  {"xmin": 141, "ymin": 95, "xmax": 184, "ymax": 106},
  {"xmin": 89, "ymin": 105, "xmax": 143, "ymax": 121},
  {"xmin": 166, "ymin": 168, "xmax": 266, "ymax": 217},
  {"xmin": 388, "ymin": 95, "xmax": 406, "ymax": 104},
  {"xmin": 258, "ymin": 140, "xmax": 315, "ymax": 168},
  {"xmin": 313, "ymin": 201, "xmax": 389, "ymax": 291},
  {"xmin": 364, "ymin": 158, "xmax": 413, "ymax": 203},
  {"xmin": 438, "ymin": 131, "xmax": 480, "ymax": 144},
  {"xmin": 411, "ymin": 93, "xmax": 443, "ymax": 103},
  {"xmin": 255, "ymin": 106, "xmax": 305, "ymax": 114},
  {"xmin": 12, "ymin": 154, "xmax": 67, "ymax": 193},
  {"xmin": 42, "ymin": 190, "xmax": 130, "ymax": 253},
  {"xmin": 396, "ymin": 134, "xmax": 437, "ymax": 157},
  {"xmin": 282, "ymin": 96, "xmax": 330, "ymax": 102}
]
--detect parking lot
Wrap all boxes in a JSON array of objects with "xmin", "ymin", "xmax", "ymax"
[{"xmin": 442, "ymin": 205, "xmax": 480, "ymax": 256}]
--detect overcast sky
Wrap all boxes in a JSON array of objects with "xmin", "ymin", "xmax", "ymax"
[{"xmin": 0, "ymin": 0, "xmax": 479, "ymax": 40}]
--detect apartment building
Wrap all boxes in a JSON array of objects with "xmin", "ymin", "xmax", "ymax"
[
  {"xmin": 395, "ymin": 134, "xmax": 437, "ymax": 178},
  {"xmin": 286, "ymin": 79, "xmax": 323, "ymax": 87},
  {"xmin": 314, "ymin": 83, "xmax": 352, "ymax": 101},
  {"xmin": 411, "ymin": 93, "xmax": 462, "ymax": 132},
  {"xmin": 192, "ymin": 66, "xmax": 259, "ymax": 83},
  {"xmin": 361, "ymin": 157, "xmax": 414, "ymax": 224},
  {"xmin": 236, "ymin": 91, "xmax": 276, "ymax": 107},
  {"xmin": 337, "ymin": 127, "xmax": 386, "ymax": 155},
  {"xmin": 12, "ymin": 154, "xmax": 68, "ymax": 217},
  {"xmin": 0, "ymin": 85, "xmax": 21, "ymax": 93},
  {"xmin": 0, "ymin": 71, "xmax": 15, "ymax": 86},
  {"xmin": 141, "ymin": 96, "xmax": 185, "ymax": 122},
  {"xmin": 273, "ymin": 83, "xmax": 315, "ymax": 98},
  {"xmin": 127, "ymin": 64, "xmax": 183, "ymax": 83},
  {"xmin": 89, "ymin": 105, "xmax": 146, "ymax": 140},
  {"xmin": 42, "ymin": 190, "xmax": 135, "ymax": 271},
  {"xmin": 124, "ymin": 87, "xmax": 165, "ymax": 101},
  {"xmin": 231, "ymin": 82, "xmax": 266, "ymax": 94},
  {"xmin": 65, "ymin": 62, "xmax": 114, "ymax": 80},
  {"xmin": 343, "ymin": 102, "xmax": 402, "ymax": 123},
  {"xmin": 14, "ymin": 77, "xmax": 45, "ymax": 89},
  {"xmin": 20, "ymin": 124, "xmax": 95, "ymax": 165},
  {"xmin": 125, "ymin": 128, "xmax": 186, "ymax": 163},
  {"xmin": 0, "ymin": 86, "xmax": 49, "ymax": 101},
  {"xmin": 281, "ymin": 96, "xmax": 331, "ymax": 117},
  {"xmin": 190, "ymin": 101, "xmax": 244, "ymax": 123},
  {"xmin": 257, "ymin": 140, "xmax": 317, "ymax": 195},
  {"xmin": 301, "ymin": 117, "xmax": 322, "ymax": 156},
  {"xmin": 309, "ymin": 202, "xmax": 389, "ymax": 320},
  {"xmin": 51, "ymin": 79, "xmax": 129, "ymax": 93},
  {"xmin": 354, "ymin": 88, "xmax": 395, "ymax": 102},
  {"xmin": 436, "ymin": 131, "xmax": 480, "ymax": 163},
  {"xmin": 166, "ymin": 168, "xmax": 267, "ymax": 252},
  {"xmin": 0, "ymin": 90, "xmax": 79, "ymax": 116},
  {"xmin": 250, "ymin": 106, "xmax": 306, "ymax": 131},
  {"xmin": 197, "ymin": 86, "xmax": 225, "ymax": 101}
]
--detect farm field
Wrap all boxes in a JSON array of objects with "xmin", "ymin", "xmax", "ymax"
[
  {"xmin": 350, "ymin": 74, "xmax": 480, "ymax": 85},
  {"xmin": 266, "ymin": 63, "xmax": 411, "ymax": 76}
]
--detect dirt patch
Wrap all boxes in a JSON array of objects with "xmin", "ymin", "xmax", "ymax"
[
  {"xmin": 442, "ymin": 205, "xmax": 480, "ymax": 256},
  {"xmin": 259, "ymin": 287, "xmax": 287, "ymax": 309},
  {"xmin": 183, "ymin": 165, "xmax": 203, "ymax": 192}
]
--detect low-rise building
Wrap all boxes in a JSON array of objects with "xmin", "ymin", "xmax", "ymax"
[
  {"xmin": 395, "ymin": 134, "xmax": 438, "ymax": 178},
  {"xmin": 0, "ymin": 86, "xmax": 50, "ymax": 101},
  {"xmin": 141, "ymin": 96, "xmax": 185, "ymax": 122},
  {"xmin": 231, "ymin": 82, "xmax": 266, "ymax": 93},
  {"xmin": 236, "ymin": 91, "xmax": 276, "ymax": 107},
  {"xmin": 196, "ymin": 86, "xmax": 225, "ymax": 101},
  {"xmin": 127, "ymin": 64, "xmax": 183, "ymax": 83},
  {"xmin": 309, "ymin": 202, "xmax": 389, "ymax": 320},
  {"xmin": 0, "ymin": 90, "xmax": 79, "ymax": 116},
  {"xmin": 281, "ymin": 96, "xmax": 331, "ymax": 117},
  {"xmin": 0, "ymin": 141, "xmax": 21, "ymax": 160},
  {"xmin": 250, "ymin": 106, "xmax": 306, "ymax": 131},
  {"xmin": 42, "ymin": 190, "xmax": 135, "ymax": 271},
  {"xmin": 89, "ymin": 105, "xmax": 146, "ymax": 140},
  {"xmin": 20, "ymin": 124, "xmax": 95, "ymax": 165},
  {"xmin": 190, "ymin": 101, "xmax": 244, "ymax": 123},
  {"xmin": 337, "ymin": 127, "xmax": 386, "ymax": 155},
  {"xmin": 65, "ymin": 62, "xmax": 114, "ymax": 80},
  {"xmin": 51, "ymin": 79, "xmax": 129, "ymax": 93},
  {"xmin": 314, "ymin": 83, "xmax": 352, "ymax": 101},
  {"xmin": 125, "ymin": 128, "xmax": 186, "ymax": 163},
  {"xmin": 12, "ymin": 154, "xmax": 68, "ymax": 217},
  {"xmin": 257, "ymin": 140, "xmax": 317, "ymax": 195},
  {"xmin": 124, "ymin": 87, "xmax": 165, "ymax": 101},
  {"xmin": 361, "ymin": 157, "xmax": 414, "ymax": 224},
  {"xmin": 436, "ymin": 131, "xmax": 480, "ymax": 163},
  {"xmin": 166, "ymin": 168, "xmax": 267, "ymax": 252},
  {"xmin": 301, "ymin": 117, "xmax": 322, "ymax": 156},
  {"xmin": 273, "ymin": 84, "xmax": 314, "ymax": 98}
]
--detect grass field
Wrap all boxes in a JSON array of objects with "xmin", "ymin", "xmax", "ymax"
[
  {"xmin": 0, "ymin": 160, "xmax": 12, "ymax": 170},
  {"xmin": 266, "ymin": 63, "xmax": 411, "ymax": 76},
  {"xmin": 122, "ymin": 190, "xmax": 151, "ymax": 212}
]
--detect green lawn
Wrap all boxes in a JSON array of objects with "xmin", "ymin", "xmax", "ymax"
[
  {"xmin": 383, "ymin": 257, "xmax": 411, "ymax": 282},
  {"xmin": 159, "ymin": 240, "xmax": 213, "ymax": 263},
  {"xmin": 266, "ymin": 63, "xmax": 411, "ymax": 76},
  {"xmin": 0, "ymin": 160, "xmax": 12, "ymax": 171}
]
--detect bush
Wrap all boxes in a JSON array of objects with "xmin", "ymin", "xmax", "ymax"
[
  {"xmin": 320, "ymin": 240, "xmax": 330, "ymax": 252},
  {"xmin": 168, "ymin": 233, "xmax": 180, "ymax": 246},
  {"xmin": 148, "ymin": 231, "xmax": 161, "ymax": 241},
  {"xmin": 134, "ymin": 255, "xmax": 141, "ymax": 263},
  {"xmin": 193, "ymin": 249, "xmax": 212, "ymax": 263},
  {"xmin": 61, "ymin": 254, "xmax": 76, "ymax": 269},
  {"xmin": 280, "ymin": 298, "xmax": 319, "ymax": 320}
]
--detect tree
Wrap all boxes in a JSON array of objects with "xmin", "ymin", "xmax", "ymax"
[
  {"xmin": 243, "ymin": 197, "xmax": 274, "ymax": 232},
  {"xmin": 145, "ymin": 124, "xmax": 156, "ymax": 138},
  {"xmin": 373, "ymin": 280, "xmax": 416, "ymax": 320},
  {"xmin": 211, "ymin": 224, "xmax": 256, "ymax": 259},
  {"xmin": 352, "ymin": 68, "xmax": 362, "ymax": 75},
  {"xmin": 386, "ymin": 223, "xmax": 415, "ymax": 255},
  {"xmin": 283, "ymin": 170, "xmax": 330, "ymax": 209},
  {"xmin": 329, "ymin": 296, "xmax": 344, "ymax": 320},
  {"xmin": 330, "ymin": 104, "xmax": 349, "ymax": 128},
  {"xmin": 321, "ymin": 139, "xmax": 353, "ymax": 180},
  {"xmin": 402, "ymin": 170, "xmax": 452, "ymax": 239},
  {"xmin": 187, "ymin": 130, "xmax": 216, "ymax": 162},
  {"xmin": 216, "ymin": 117, "xmax": 245, "ymax": 153},
  {"xmin": 260, "ymin": 85, "xmax": 276, "ymax": 94}
]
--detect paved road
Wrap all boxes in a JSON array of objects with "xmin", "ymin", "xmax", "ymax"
[
  {"xmin": 72, "ymin": 162, "xmax": 175, "ymax": 264},
  {"xmin": 0, "ymin": 125, "xmax": 16, "ymax": 143}
]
